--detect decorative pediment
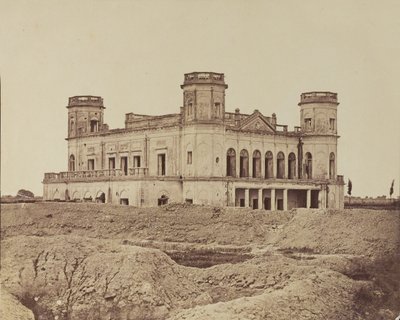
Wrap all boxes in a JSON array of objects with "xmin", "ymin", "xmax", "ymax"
[{"xmin": 239, "ymin": 111, "xmax": 275, "ymax": 133}]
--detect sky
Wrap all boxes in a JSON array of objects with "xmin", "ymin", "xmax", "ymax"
[{"xmin": 1, "ymin": 0, "xmax": 399, "ymax": 198}]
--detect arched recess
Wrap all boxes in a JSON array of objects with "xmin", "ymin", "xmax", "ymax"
[
  {"xmin": 276, "ymin": 152, "xmax": 285, "ymax": 179},
  {"xmin": 240, "ymin": 149, "xmax": 249, "ymax": 178},
  {"xmin": 83, "ymin": 191, "xmax": 93, "ymax": 202},
  {"xmin": 119, "ymin": 190, "xmax": 129, "ymax": 205},
  {"xmin": 226, "ymin": 148, "xmax": 236, "ymax": 177},
  {"xmin": 158, "ymin": 190, "xmax": 169, "ymax": 206},
  {"xmin": 305, "ymin": 152, "xmax": 313, "ymax": 179},
  {"xmin": 69, "ymin": 154, "xmax": 75, "ymax": 171},
  {"xmin": 96, "ymin": 190, "xmax": 106, "ymax": 203},
  {"xmin": 72, "ymin": 191, "xmax": 80, "ymax": 201},
  {"xmin": 329, "ymin": 152, "xmax": 335, "ymax": 179},
  {"xmin": 252, "ymin": 150, "xmax": 261, "ymax": 178},
  {"xmin": 265, "ymin": 151, "xmax": 273, "ymax": 179},
  {"xmin": 288, "ymin": 152, "xmax": 296, "ymax": 179},
  {"xmin": 53, "ymin": 189, "xmax": 60, "ymax": 200}
]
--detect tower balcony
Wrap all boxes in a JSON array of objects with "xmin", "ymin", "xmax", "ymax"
[{"xmin": 298, "ymin": 92, "xmax": 338, "ymax": 105}]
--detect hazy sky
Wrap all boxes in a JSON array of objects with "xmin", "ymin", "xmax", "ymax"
[{"xmin": 1, "ymin": 0, "xmax": 399, "ymax": 197}]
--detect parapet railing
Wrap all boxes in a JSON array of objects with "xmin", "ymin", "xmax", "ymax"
[
  {"xmin": 300, "ymin": 92, "xmax": 338, "ymax": 104},
  {"xmin": 68, "ymin": 96, "xmax": 104, "ymax": 107},
  {"xmin": 44, "ymin": 168, "xmax": 148, "ymax": 181},
  {"xmin": 183, "ymin": 72, "xmax": 225, "ymax": 84}
]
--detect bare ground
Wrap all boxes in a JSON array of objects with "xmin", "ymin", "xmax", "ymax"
[{"xmin": 1, "ymin": 202, "xmax": 399, "ymax": 320}]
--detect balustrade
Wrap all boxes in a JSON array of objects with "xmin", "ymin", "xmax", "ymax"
[{"xmin": 44, "ymin": 167, "xmax": 149, "ymax": 182}]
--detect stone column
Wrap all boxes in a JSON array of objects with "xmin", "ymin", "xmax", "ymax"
[
  {"xmin": 258, "ymin": 188, "xmax": 263, "ymax": 210},
  {"xmin": 307, "ymin": 189, "xmax": 311, "ymax": 208},
  {"xmin": 318, "ymin": 190, "xmax": 323, "ymax": 208},
  {"xmin": 283, "ymin": 189, "xmax": 288, "ymax": 210},
  {"xmin": 271, "ymin": 188, "xmax": 276, "ymax": 210},
  {"xmin": 244, "ymin": 188, "xmax": 249, "ymax": 207}
]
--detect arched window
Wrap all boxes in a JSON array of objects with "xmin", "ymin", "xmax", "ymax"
[
  {"xmin": 329, "ymin": 152, "xmax": 335, "ymax": 179},
  {"xmin": 288, "ymin": 152, "xmax": 296, "ymax": 179},
  {"xmin": 69, "ymin": 154, "xmax": 75, "ymax": 172},
  {"xmin": 305, "ymin": 152, "xmax": 312, "ymax": 179},
  {"xmin": 240, "ymin": 149, "xmax": 249, "ymax": 177},
  {"xmin": 226, "ymin": 148, "xmax": 236, "ymax": 177},
  {"xmin": 265, "ymin": 151, "xmax": 273, "ymax": 179},
  {"xmin": 276, "ymin": 152, "xmax": 285, "ymax": 179},
  {"xmin": 252, "ymin": 150, "xmax": 261, "ymax": 178}
]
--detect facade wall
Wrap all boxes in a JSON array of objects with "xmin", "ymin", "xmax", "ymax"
[{"xmin": 44, "ymin": 73, "xmax": 345, "ymax": 209}]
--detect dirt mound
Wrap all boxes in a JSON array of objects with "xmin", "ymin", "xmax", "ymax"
[
  {"xmin": 274, "ymin": 208, "xmax": 400, "ymax": 257},
  {"xmin": 0, "ymin": 203, "xmax": 293, "ymax": 245},
  {"xmin": 1, "ymin": 203, "xmax": 399, "ymax": 319},
  {"xmin": 0, "ymin": 290, "xmax": 35, "ymax": 320},
  {"xmin": 1, "ymin": 235, "xmax": 210, "ymax": 320},
  {"xmin": 168, "ymin": 269, "xmax": 361, "ymax": 320}
]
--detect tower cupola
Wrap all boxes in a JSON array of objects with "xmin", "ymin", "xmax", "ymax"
[
  {"xmin": 298, "ymin": 92, "xmax": 339, "ymax": 134},
  {"xmin": 67, "ymin": 95, "xmax": 105, "ymax": 138},
  {"xmin": 181, "ymin": 72, "xmax": 228, "ymax": 123}
]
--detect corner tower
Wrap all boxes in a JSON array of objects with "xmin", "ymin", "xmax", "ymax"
[
  {"xmin": 298, "ymin": 92, "xmax": 339, "ymax": 134},
  {"xmin": 67, "ymin": 96, "xmax": 105, "ymax": 138},
  {"xmin": 181, "ymin": 72, "xmax": 228, "ymax": 123}
]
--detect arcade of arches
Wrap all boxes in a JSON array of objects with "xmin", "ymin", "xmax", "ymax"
[{"xmin": 226, "ymin": 149, "xmax": 326, "ymax": 180}]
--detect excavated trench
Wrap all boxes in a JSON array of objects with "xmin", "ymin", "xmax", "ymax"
[
  {"xmin": 121, "ymin": 239, "xmax": 253, "ymax": 268},
  {"xmin": 165, "ymin": 250, "xmax": 253, "ymax": 268}
]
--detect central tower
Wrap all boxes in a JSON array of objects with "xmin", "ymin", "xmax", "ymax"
[{"xmin": 181, "ymin": 72, "xmax": 228, "ymax": 123}]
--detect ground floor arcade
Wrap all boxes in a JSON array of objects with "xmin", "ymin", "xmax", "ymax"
[{"xmin": 234, "ymin": 187, "xmax": 321, "ymax": 210}]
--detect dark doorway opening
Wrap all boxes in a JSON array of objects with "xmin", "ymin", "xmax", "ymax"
[
  {"xmin": 239, "ymin": 199, "xmax": 245, "ymax": 207},
  {"xmin": 158, "ymin": 154, "xmax": 166, "ymax": 176},
  {"xmin": 277, "ymin": 199, "xmax": 284, "ymax": 210},
  {"xmin": 109, "ymin": 157, "xmax": 116, "ymax": 170},
  {"xmin": 158, "ymin": 194, "xmax": 168, "ymax": 206},
  {"xmin": 121, "ymin": 156, "xmax": 128, "ymax": 175},
  {"xmin": 96, "ymin": 192, "xmax": 106, "ymax": 203},
  {"xmin": 120, "ymin": 198, "xmax": 129, "ymax": 205},
  {"xmin": 264, "ymin": 197, "xmax": 271, "ymax": 210},
  {"xmin": 252, "ymin": 199, "xmax": 258, "ymax": 209},
  {"xmin": 311, "ymin": 190, "xmax": 319, "ymax": 208}
]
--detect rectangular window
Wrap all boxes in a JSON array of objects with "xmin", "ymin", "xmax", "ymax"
[
  {"xmin": 87, "ymin": 159, "xmax": 95, "ymax": 170},
  {"xmin": 133, "ymin": 156, "xmax": 141, "ymax": 168},
  {"xmin": 158, "ymin": 153, "xmax": 166, "ymax": 176},
  {"xmin": 187, "ymin": 151, "xmax": 192, "ymax": 164},
  {"xmin": 108, "ymin": 157, "xmax": 115, "ymax": 170},
  {"xmin": 121, "ymin": 156, "xmax": 128, "ymax": 175},
  {"xmin": 329, "ymin": 118, "xmax": 335, "ymax": 131}
]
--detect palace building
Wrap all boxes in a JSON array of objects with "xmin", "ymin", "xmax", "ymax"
[{"xmin": 43, "ymin": 72, "xmax": 345, "ymax": 209}]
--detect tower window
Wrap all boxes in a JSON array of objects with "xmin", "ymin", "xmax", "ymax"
[
  {"xmin": 69, "ymin": 154, "xmax": 75, "ymax": 171},
  {"xmin": 90, "ymin": 119, "xmax": 99, "ymax": 132},
  {"xmin": 187, "ymin": 151, "xmax": 192, "ymax": 164},
  {"xmin": 329, "ymin": 118, "xmax": 336, "ymax": 131},
  {"xmin": 214, "ymin": 102, "xmax": 221, "ymax": 117},
  {"xmin": 304, "ymin": 118, "xmax": 312, "ymax": 130}
]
